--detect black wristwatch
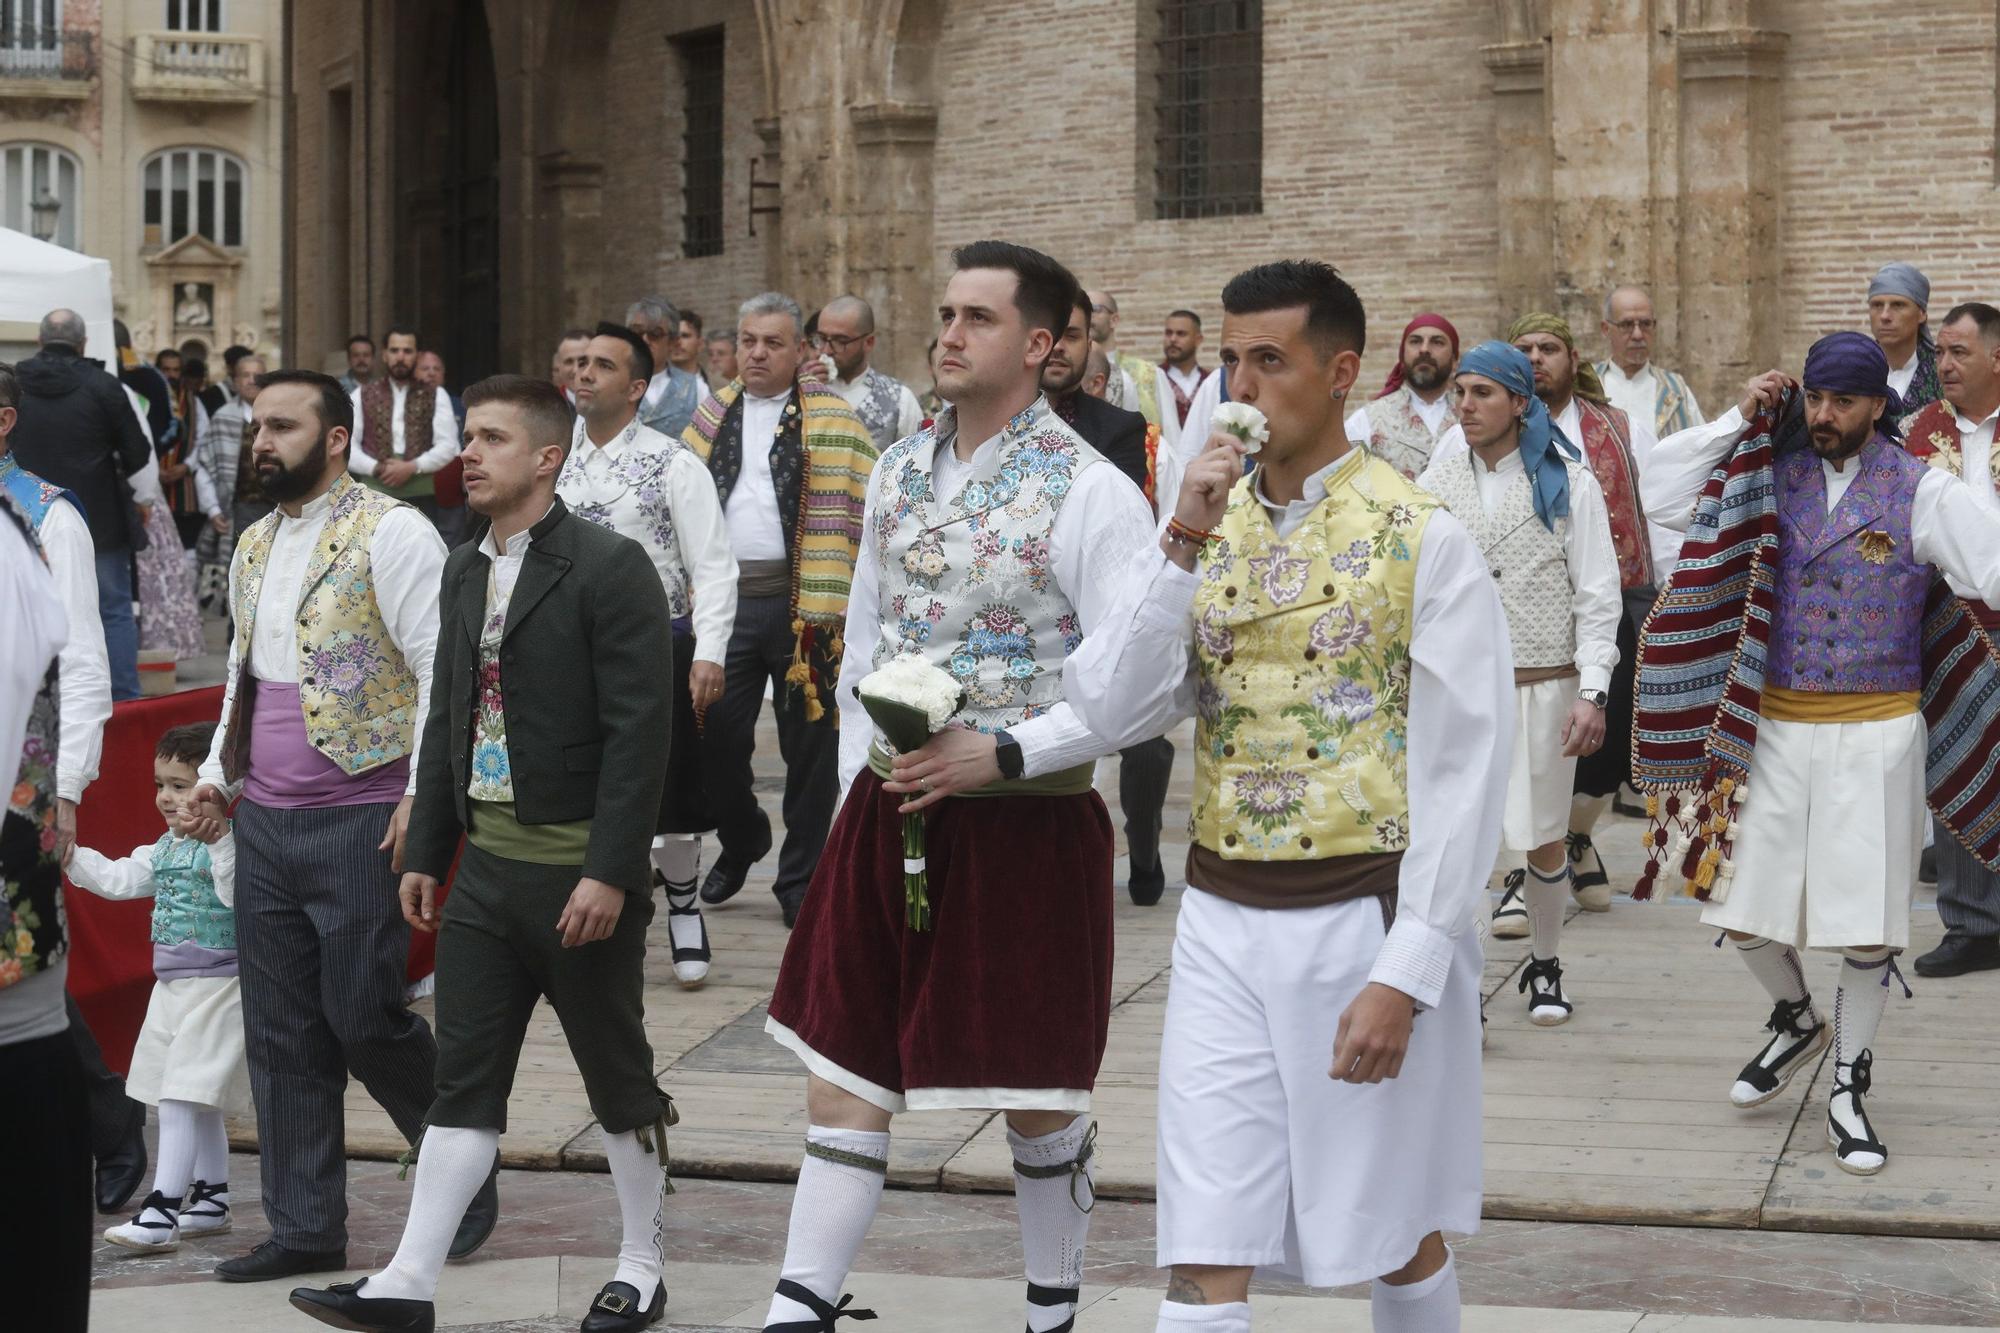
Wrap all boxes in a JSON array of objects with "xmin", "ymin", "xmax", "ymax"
[
  {"xmin": 993, "ymin": 729, "xmax": 1025, "ymax": 780},
  {"xmin": 1579, "ymin": 688, "xmax": 1609, "ymax": 710}
]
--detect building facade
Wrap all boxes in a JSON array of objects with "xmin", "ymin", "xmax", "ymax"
[
  {"xmin": 282, "ymin": 0, "xmax": 2000, "ymax": 410},
  {"xmin": 0, "ymin": 0, "xmax": 284, "ymax": 360}
]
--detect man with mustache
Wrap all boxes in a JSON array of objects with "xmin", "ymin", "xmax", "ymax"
[
  {"xmin": 1344, "ymin": 312, "xmax": 1460, "ymax": 480},
  {"xmin": 1639, "ymin": 332, "xmax": 2000, "ymax": 1175},
  {"xmin": 1894, "ymin": 303, "xmax": 2000, "ymax": 979},
  {"xmin": 348, "ymin": 328, "xmax": 462, "ymax": 524},
  {"xmin": 183, "ymin": 371, "xmax": 496, "ymax": 1281}
]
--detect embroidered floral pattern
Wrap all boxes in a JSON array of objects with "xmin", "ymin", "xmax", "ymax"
[
  {"xmin": 557, "ymin": 421, "xmax": 696, "ymax": 616},
  {"xmin": 467, "ymin": 582, "xmax": 514, "ymax": 802}
]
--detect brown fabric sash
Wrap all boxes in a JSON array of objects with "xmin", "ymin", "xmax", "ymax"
[
  {"xmin": 737, "ymin": 558, "xmax": 791, "ymax": 598},
  {"xmin": 1186, "ymin": 842, "xmax": 1402, "ymax": 912},
  {"xmin": 1515, "ymin": 664, "xmax": 1579, "ymax": 686},
  {"xmin": 1576, "ymin": 399, "xmax": 1655, "ymax": 591}
]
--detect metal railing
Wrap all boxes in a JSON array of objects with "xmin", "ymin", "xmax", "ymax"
[{"xmin": 0, "ymin": 27, "xmax": 96, "ymax": 83}]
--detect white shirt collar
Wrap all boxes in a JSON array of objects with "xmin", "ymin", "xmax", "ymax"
[
  {"xmin": 745, "ymin": 386, "xmax": 792, "ymax": 407},
  {"xmin": 289, "ymin": 484, "xmax": 340, "ymax": 523},
  {"xmin": 577, "ymin": 414, "xmax": 639, "ymax": 456},
  {"xmin": 478, "ymin": 503, "xmax": 557, "ymax": 560},
  {"xmin": 1952, "ymin": 402, "xmax": 2000, "ymax": 433},
  {"xmin": 1252, "ymin": 445, "xmax": 1365, "ymax": 514},
  {"xmin": 1600, "ymin": 360, "xmax": 1654, "ymax": 387}
]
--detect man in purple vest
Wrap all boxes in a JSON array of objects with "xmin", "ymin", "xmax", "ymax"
[{"xmin": 1641, "ymin": 332, "xmax": 2000, "ymax": 1177}]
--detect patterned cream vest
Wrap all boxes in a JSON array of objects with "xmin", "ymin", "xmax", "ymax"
[
  {"xmin": 1363, "ymin": 386, "xmax": 1456, "ymax": 481},
  {"xmin": 1191, "ymin": 451, "xmax": 1434, "ymax": 860},
  {"xmin": 870, "ymin": 397, "xmax": 1098, "ymax": 732},
  {"xmin": 1425, "ymin": 449, "xmax": 1579, "ymax": 670},
  {"xmin": 557, "ymin": 419, "xmax": 694, "ymax": 619},
  {"xmin": 229, "ymin": 473, "xmax": 421, "ymax": 776}
]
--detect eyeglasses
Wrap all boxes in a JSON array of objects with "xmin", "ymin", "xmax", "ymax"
[
  {"xmin": 1090, "ymin": 303, "xmax": 1112, "ymax": 314},
  {"xmin": 1609, "ymin": 319, "xmax": 1656, "ymax": 334},
  {"xmin": 812, "ymin": 332, "xmax": 868, "ymax": 351}
]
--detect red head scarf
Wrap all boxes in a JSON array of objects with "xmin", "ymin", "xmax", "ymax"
[{"xmin": 1377, "ymin": 312, "xmax": 1461, "ymax": 399}]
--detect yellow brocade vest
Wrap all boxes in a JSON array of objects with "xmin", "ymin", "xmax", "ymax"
[
  {"xmin": 1191, "ymin": 452, "xmax": 1435, "ymax": 860},
  {"xmin": 229, "ymin": 473, "xmax": 420, "ymax": 776}
]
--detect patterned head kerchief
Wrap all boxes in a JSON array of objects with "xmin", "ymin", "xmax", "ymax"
[
  {"xmin": 1804, "ymin": 330, "xmax": 1904, "ymax": 437},
  {"xmin": 1507, "ymin": 311, "xmax": 1608, "ymax": 405},
  {"xmin": 1377, "ymin": 312, "xmax": 1460, "ymax": 399},
  {"xmin": 1456, "ymin": 340, "xmax": 1579, "ymax": 531}
]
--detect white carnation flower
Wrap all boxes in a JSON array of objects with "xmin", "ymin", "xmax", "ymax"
[
  {"xmin": 857, "ymin": 653, "xmax": 963, "ymax": 729},
  {"xmin": 1210, "ymin": 401, "xmax": 1269, "ymax": 454}
]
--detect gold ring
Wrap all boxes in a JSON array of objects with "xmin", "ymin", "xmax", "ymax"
[{"xmin": 920, "ymin": 779, "xmax": 932, "ymax": 794}]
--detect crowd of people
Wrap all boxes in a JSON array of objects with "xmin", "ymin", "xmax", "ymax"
[{"xmin": 5, "ymin": 242, "xmax": 2000, "ymax": 1333}]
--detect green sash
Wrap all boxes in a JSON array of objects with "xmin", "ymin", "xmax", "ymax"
[{"xmin": 867, "ymin": 744, "xmax": 1094, "ymax": 798}]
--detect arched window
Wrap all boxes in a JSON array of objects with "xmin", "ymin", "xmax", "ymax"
[
  {"xmin": 0, "ymin": 142, "xmax": 82, "ymax": 249},
  {"xmin": 142, "ymin": 146, "xmax": 246, "ymax": 248}
]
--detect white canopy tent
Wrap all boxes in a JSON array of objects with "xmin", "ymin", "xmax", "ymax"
[{"xmin": 0, "ymin": 225, "xmax": 116, "ymax": 362}]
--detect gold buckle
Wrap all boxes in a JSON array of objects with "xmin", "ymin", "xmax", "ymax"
[{"xmin": 595, "ymin": 1292, "xmax": 631, "ymax": 1314}]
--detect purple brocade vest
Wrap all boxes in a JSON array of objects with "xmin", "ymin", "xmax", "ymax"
[{"xmin": 1766, "ymin": 437, "xmax": 1929, "ymax": 694}]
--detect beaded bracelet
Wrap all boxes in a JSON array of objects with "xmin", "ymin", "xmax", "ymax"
[{"xmin": 1164, "ymin": 516, "xmax": 1216, "ymax": 549}]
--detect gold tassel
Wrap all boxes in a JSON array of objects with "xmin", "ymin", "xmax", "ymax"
[
  {"xmin": 785, "ymin": 661, "xmax": 812, "ymax": 686},
  {"xmin": 1645, "ymin": 792, "xmax": 1660, "ymax": 819},
  {"xmin": 805, "ymin": 689, "xmax": 825, "ymax": 723},
  {"xmin": 1693, "ymin": 846, "xmax": 1720, "ymax": 891},
  {"xmin": 791, "ymin": 616, "xmax": 806, "ymax": 635}
]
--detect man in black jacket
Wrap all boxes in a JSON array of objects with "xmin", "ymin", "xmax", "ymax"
[
  {"xmin": 291, "ymin": 375, "xmax": 675, "ymax": 1333},
  {"xmin": 11, "ymin": 309, "xmax": 154, "ymax": 700},
  {"xmin": 1042, "ymin": 294, "xmax": 1179, "ymax": 906}
]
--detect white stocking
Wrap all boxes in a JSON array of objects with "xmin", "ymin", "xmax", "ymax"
[
  {"xmin": 364, "ymin": 1126, "xmax": 500, "ymax": 1302},
  {"xmin": 764, "ymin": 1126, "xmax": 889, "ymax": 1327},
  {"xmin": 600, "ymin": 1127, "xmax": 666, "ymax": 1308},
  {"xmin": 1372, "ymin": 1250, "xmax": 1461, "ymax": 1332},
  {"xmin": 1523, "ymin": 861, "xmax": 1569, "ymax": 961}
]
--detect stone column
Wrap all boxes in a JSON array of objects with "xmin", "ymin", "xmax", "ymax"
[
  {"xmin": 848, "ymin": 101, "xmax": 937, "ymax": 388},
  {"xmin": 1676, "ymin": 8, "xmax": 1786, "ymax": 412},
  {"xmin": 1482, "ymin": 6, "xmax": 1553, "ymax": 334}
]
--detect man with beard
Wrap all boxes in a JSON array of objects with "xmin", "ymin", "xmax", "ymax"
[
  {"xmin": 565, "ymin": 322, "xmax": 737, "ymax": 986},
  {"xmin": 1499, "ymin": 313, "xmax": 1659, "ymax": 925},
  {"xmin": 291, "ymin": 375, "xmax": 674, "ymax": 1333},
  {"xmin": 1638, "ymin": 333, "xmax": 2000, "ymax": 1175},
  {"xmin": 1895, "ymin": 303, "xmax": 2000, "ymax": 978},
  {"xmin": 1421, "ymin": 344, "xmax": 1619, "ymax": 1026},
  {"xmin": 682, "ymin": 294, "xmax": 876, "ymax": 924},
  {"xmin": 1345, "ymin": 312, "xmax": 1460, "ymax": 479},
  {"xmin": 1594, "ymin": 286, "xmax": 1703, "ymax": 438},
  {"xmin": 1160, "ymin": 310, "xmax": 1212, "ymax": 430},
  {"xmin": 1869, "ymin": 262, "xmax": 1940, "ymax": 412},
  {"xmin": 184, "ymin": 371, "xmax": 496, "ymax": 1282},
  {"xmin": 814, "ymin": 295, "xmax": 924, "ymax": 454},
  {"xmin": 1044, "ymin": 293, "xmax": 1179, "ymax": 908},
  {"xmin": 347, "ymin": 328, "xmax": 462, "ymax": 521}
]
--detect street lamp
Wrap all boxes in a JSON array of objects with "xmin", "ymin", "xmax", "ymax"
[{"xmin": 29, "ymin": 187, "xmax": 60, "ymax": 244}]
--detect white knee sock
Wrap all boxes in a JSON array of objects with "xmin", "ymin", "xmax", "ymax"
[
  {"xmin": 600, "ymin": 1127, "xmax": 666, "ymax": 1307},
  {"xmin": 763, "ymin": 1125, "xmax": 889, "ymax": 1327},
  {"xmin": 1523, "ymin": 862, "xmax": 1569, "ymax": 961},
  {"xmin": 1835, "ymin": 948, "xmax": 1896, "ymax": 1065},
  {"xmin": 152, "ymin": 1099, "xmax": 201, "ymax": 1202},
  {"xmin": 1371, "ymin": 1250, "xmax": 1460, "ymax": 1333},
  {"xmin": 190, "ymin": 1103, "xmax": 230, "ymax": 1187},
  {"xmin": 1736, "ymin": 937, "xmax": 1815, "ymax": 1019},
  {"xmin": 1010, "ymin": 1115, "xmax": 1096, "ymax": 1333},
  {"xmin": 1155, "ymin": 1298, "xmax": 1251, "ymax": 1332},
  {"xmin": 1568, "ymin": 791, "xmax": 1612, "ymax": 835},
  {"xmin": 652, "ymin": 835, "xmax": 706, "ymax": 957},
  {"xmin": 365, "ymin": 1125, "xmax": 500, "ymax": 1302}
]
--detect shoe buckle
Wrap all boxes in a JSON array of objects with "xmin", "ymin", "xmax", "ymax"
[{"xmin": 595, "ymin": 1291, "xmax": 631, "ymax": 1314}]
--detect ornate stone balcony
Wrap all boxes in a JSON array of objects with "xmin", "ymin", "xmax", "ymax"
[
  {"xmin": 0, "ymin": 29, "xmax": 96, "ymax": 99},
  {"xmin": 129, "ymin": 31, "xmax": 263, "ymax": 105}
]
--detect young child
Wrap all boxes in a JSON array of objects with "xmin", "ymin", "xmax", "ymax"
[{"xmin": 66, "ymin": 721, "xmax": 248, "ymax": 1252}]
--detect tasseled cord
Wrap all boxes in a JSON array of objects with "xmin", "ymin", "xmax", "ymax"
[{"xmin": 1633, "ymin": 777, "xmax": 1746, "ymax": 903}]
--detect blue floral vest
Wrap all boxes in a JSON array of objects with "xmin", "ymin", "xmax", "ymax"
[{"xmin": 148, "ymin": 835, "xmax": 235, "ymax": 950}]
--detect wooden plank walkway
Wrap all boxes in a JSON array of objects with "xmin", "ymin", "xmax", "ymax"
[{"xmin": 234, "ymin": 717, "xmax": 2000, "ymax": 1238}]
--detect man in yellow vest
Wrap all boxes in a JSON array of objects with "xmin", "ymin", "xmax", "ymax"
[{"xmin": 1068, "ymin": 261, "xmax": 1514, "ymax": 1333}]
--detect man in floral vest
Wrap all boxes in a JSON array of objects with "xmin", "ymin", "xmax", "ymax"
[
  {"xmin": 184, "ymin": 370, "xmax": 494, "ymax": 1282},
  {"xmin": 755, "ymin": 242, "xmax": 1158, "ymax": 1333},
  {"xmin": 1897, "ymin": 302, "xmax": 2000, "ymax": 979},
  {"xmin": 1344, "ymin": 311, "xmax": 1459, "ymax": 479},
  {"xmin": 1074, "ymin": 260, "xmax": 1514, "ymax": 1333}
]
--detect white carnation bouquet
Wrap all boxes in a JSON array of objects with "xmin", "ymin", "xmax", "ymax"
[
  {"xmin": 1210, "ymin": 401, "xmax": 1269, "ymax": 453},
  {"xmin": 854, "ymin": 653, "xmax": 966, "ymax": 930}
]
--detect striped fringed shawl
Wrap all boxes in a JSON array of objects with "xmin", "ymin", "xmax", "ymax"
[
  {"xmin": 1633, "ymin": 393, "xmax": 2000, "ymax": 900},
  {"xmin": 684, "ymin": 377, "xmax": 878, "ymax": 720}
]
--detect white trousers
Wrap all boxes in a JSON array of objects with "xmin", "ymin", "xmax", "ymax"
[
  {"xmin": 1501, "ymin": 677, "xmax": 1579, "ymax": 853},
  {"xmin": 1155, "ymin": 889, "xmax": 1482, "ymax": 1288}
]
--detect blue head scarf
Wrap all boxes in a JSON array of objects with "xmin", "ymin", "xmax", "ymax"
[{"xmin": 1455, "ymin": 340, "xmax": 1578, "ymax": 530}]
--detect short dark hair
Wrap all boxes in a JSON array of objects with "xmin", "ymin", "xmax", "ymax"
[
  {"xmin": 183, "ymin": 358, "xmax": 209, "ymax": 383},
  {"xmin": 255, "ymin": 368, "xmax": 354, "ymax": 436},
  {"xmin": 949, "ymin": 240, "xmax": 1083, "ymax": 340},
  {"xmin": 0, "ymin": 362, "xmax": 17, "ymax": 411},
  {"xmin": 156, "ymin": 721, "xmax": 216, "ymax": 770},
  {"xmin": 1220, "ymin": 260, "xmax": 1367, "ymax": 360},
  {"xmin": 156, "ymin": 348, "xmax": 181, "ymax": 364},
  {"xmin": 463, "ymin": 373, "xmax": 575, "ymax": 450},
  {"xmin": 1167, "ymin": 309, "xmax": 1203, "ymax": 329},
  {"xmin": 381, "ymin": 325, "xmax": 418, "ymax": 345},
  {"xmin": 1942, "ymin": 302, "xmax": 2000, "ymax": 343},
  {"xmin": 1070, "ymin": 293, "xmax": 1091, "ymax": 329},
  {"xmin": 591, "ymin": 320, "xmax": 655, "ymax": 383},
  {"xmin": 346, "ymin": 333, "xmax": 374, "ymax": 352},
  {"xmin": 680, "ymin": 310, "xmax": 703, "ymax": 336},
  {"xmin": 221, "ymin": 344, "xmax": 251, "ymax": 371},
  {"xmin": 113, "ymin": 319, "xmax": 133, "ymax": 350},
  {"xmin": 559, "ymin": 327, "xmax": 593, "ymax": 345}
]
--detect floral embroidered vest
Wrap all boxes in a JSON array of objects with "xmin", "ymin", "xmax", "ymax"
[
  {"xmin": 557, "ymin": 420, "xmax": 693, "ymax": 618},
  {"xmin": 1, "ymin": 489, "xmax": 63, "ymax": 991},
  {"xmin": 1572, "ymin": 399, "xmax": 1655, "ymax": 590},
  {"xmin": 1190, "ymin": 451, "xmax": 1434, "ymax": 860},
  {"xmin": 226, "ymin": 474, "xmax": 421, "ymax": 781},
  {"xmin": 0, "ymin": 452, "xmax": 78, "ymax": 531},
  {"xmin": 870, "ymin": 397, "xmax": 1096, "ymax": 733},
  {"xmin": 148, "ymin": 834, "xmax": 234, "ymax": 950},
  {"xmin": 1361, "ymin": 386, "xmax": 1455, "ymax": 481},
  {"xmin": 1426, "ymin": 449, "xmax": 1581, "ymax": 670},
  {"xmin": 1767, "ymin": 439, "xmax": 1929, "ymax": 694},
  {"xmin": 467, "ymin": 563, "xmax": 516, "ymax": 801},
  {"xmin": 1902, "ymin": 399, "xmax": 2000, "ymax": 491}
]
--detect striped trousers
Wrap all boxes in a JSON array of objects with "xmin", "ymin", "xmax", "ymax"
[
  {"xmin": 234, "ymin": 798, "xmax": 438, "ymax": 1251},
  {"xmin": 1935, "ymin": 815, "xmax": 2000, "ymax": 938}
]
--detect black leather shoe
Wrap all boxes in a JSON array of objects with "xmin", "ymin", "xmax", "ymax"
[
  {"xmin": 1127, "ymin": 866, "xmax": 1166, "ymax": 908},
  {"xmin": 290, "ymin": 1278, "xmax": 435, "ymax": 1331},
  {"xmin": 580, "ymin": 1278, "xmax": 666, "ymax": 1331},
  {"xmin": 778, "ymin": 894, "xmax": 804, "ymax": 930},
  {"xmin": 446, "ymin": 1164, "xmax": 500, "ymax": 1260},
  {"xmin": 214, "ymin": 1239, "xmax": 348, "ymax": 1283},
  {"xmin": 95, "ymin": 1099, "xmax": 149, "ymax": 1213},
  {"xmin": 1920, "ymin": 845, "xmax": 1939, "ymax": 884},
  {"xmin": 1914, "ymin": 931, "xmax": 2000, "ymax": 978},
  {"xmin": 700, "ymin": 858, "xmax": 751, "ymax": 906}
]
